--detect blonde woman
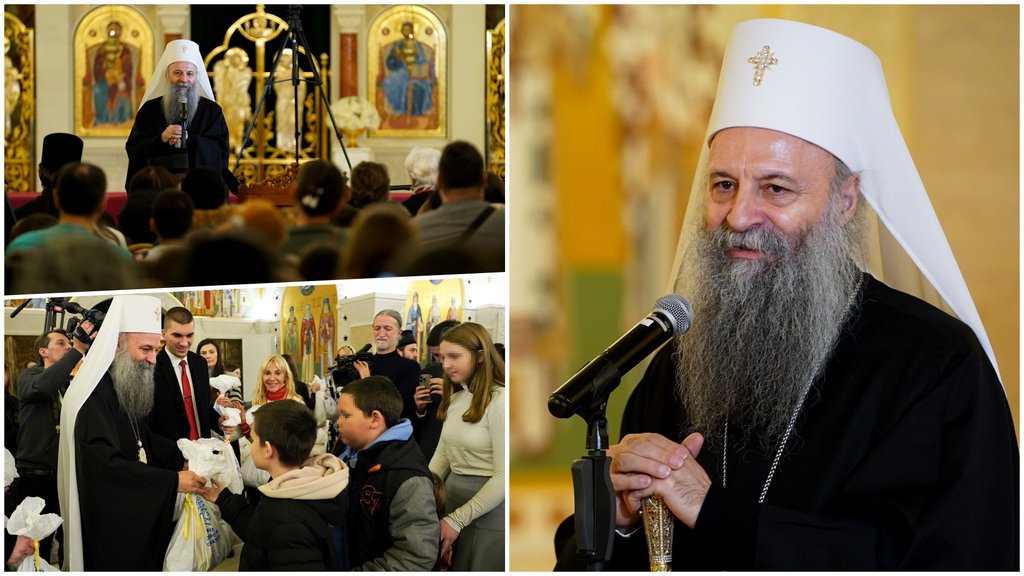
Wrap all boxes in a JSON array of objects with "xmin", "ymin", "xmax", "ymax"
[
  {"xmin": 429, "ymin": 323, "xmax": 505, "ymax": 571},
  {"xmin": 237, "ymin": 355, "xmax": 314, "ymax": 487}
]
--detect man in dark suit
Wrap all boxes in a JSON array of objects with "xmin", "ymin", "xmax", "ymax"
[{"xmin": 147, "ymin": 306, "xmax": 218, "ymax": 447}]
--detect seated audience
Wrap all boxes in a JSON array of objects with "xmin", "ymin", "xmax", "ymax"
[
  {"xmin": 349, "ymin": 161, "xmax": 391, "ymax": 209},
  {"xmin": 413, "ymin": 141, "xmax": 503, "ymax": 264},
  {"xmin": 339, "ymin": 204, "xmax": 418, "ymax": 279},
  {"xmin": 223, "ymin": 199, "xmax": 288, "ymax": 253},
  {"xmin": 298, "ymin": 244, "xmax": 342, "ymax": 282},
  {"xmin": 280, "ymin": 160, "xmax": 350, "ymax": 258},
  {"xmin": 136, "ymin": 190, "xmax": 194, "ymax": 262},
  {"xmin": 182, "ymin": 167, "xmax": 235, "ymax": 230},
  {"xmin": 7, "ymin": 234, "xmax": 141, "ymax": 294},
  {"xmin": 8, "ymin": 214, "xmax": 57, "ymax": 244},
  {"xmin": 182, "ymin": 166, "xmax": 230, "ymax": 210},
  {"xmin": 118, "ymin": 166, "xmax": 178, "ymax": 246},
  {"xmin": 7, "ymin": 163, "xmax": 131, "ymax": 257},
  {"xmin": 401, "ymin": 147, "xmax": 441, "ymax": 216},
  {"xmin": 15, "ymin": 132, "xmax": 83, "ymax": 220}
]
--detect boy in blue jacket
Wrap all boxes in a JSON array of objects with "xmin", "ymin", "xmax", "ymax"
[{"xmin": 336, "ymin": 376, "xmax": 439, "ymax": 570}]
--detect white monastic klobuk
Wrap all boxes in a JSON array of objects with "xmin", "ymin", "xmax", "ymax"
[
  {"xmin": 670, "ymin": 19, "xmax": 1001, "ymax": 382},
  {"xmin": 139, "ymin": 39, "xmax": 216, "ymax": 107},
  {"xmin": 56, "ymin": 295, "xmax": 163, "ymax": 571}
]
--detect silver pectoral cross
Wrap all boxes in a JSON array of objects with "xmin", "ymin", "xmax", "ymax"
[{"xmin": 137, "ymin": 441, "xmax": 148, "ymax": 464}]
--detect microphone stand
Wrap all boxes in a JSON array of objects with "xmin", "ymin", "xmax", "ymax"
[
  {"xmin": 570, "ymin": 395, "xmax": 617, "ymax": 570},
  {"xmin": 233, "ymin": 5, "xmax": 351, "ymax": 177}
]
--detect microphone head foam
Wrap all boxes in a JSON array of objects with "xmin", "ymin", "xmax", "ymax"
[{"xmin": 655, "ymin": 294, "xmax": 692, "ymax": 335}]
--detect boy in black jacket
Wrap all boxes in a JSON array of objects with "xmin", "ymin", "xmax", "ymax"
[
  {"xmin": 336, "ymin": 376, "xmax": 439, "ymax": 570},
  {"xmin": 199, "ymin": 400, "xmax": 348, "ymax": 570}
]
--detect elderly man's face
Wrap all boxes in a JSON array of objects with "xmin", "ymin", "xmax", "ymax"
[
  {"xmin": 373, "ymin": 315, "xmax": 401, "ymax": 354},
  {"xmin": 166, "ymin": 61, "xmax": 197, "ymax": 87},
  {"xmin": 122, "ymin": 333, "xmax": 161, "ymax": 365},
  {"xmin": 705, "ymin": 127, "xmax": 856, "ymax": 261}
]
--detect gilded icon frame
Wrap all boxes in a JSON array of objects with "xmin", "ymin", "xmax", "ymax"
[
  {"xmin": 74, "ymin": 6, "xmax": 153, "ymax": 137},
  {"xmin": 367, "ymin": 5, "xmax": 447, "ymax": 138}
]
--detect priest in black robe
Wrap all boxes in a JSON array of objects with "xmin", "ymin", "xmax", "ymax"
[
  {"xmin": 124, "ymin": 39, "xmax": 238, "ymax": 193},
  {"xmin": 58, "ymin": 295, "xmax": 206, "ymax": 571},
  {"xmin": 554, "ymin": 19, "xmax": 1018, "ymax": 571}
]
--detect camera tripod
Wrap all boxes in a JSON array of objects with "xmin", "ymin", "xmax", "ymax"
[{"xmin": 233, "ymin": 5, "xmax": 352, "ymax": 177}]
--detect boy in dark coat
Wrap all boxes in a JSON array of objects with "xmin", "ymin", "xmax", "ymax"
[
  {"xmin": 336, "ymin": 376, "xmax": 439, "ymax": 570},
  {"xmin": 199, "ymin": 400, "xmax": 348, "ymax": 570}
]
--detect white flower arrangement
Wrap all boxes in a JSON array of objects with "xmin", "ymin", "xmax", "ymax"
[{"xmin": 330, "ymin": 96, "xmax": 381, "ymax": 131}]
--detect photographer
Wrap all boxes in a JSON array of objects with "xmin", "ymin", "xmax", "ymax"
[{"xmin": 14, "ymin": 320, "xmax": 96, "ymax": 567}]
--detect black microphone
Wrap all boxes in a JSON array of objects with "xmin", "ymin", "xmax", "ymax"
[
  {"xmin": 548, "ymin": 294, "xmax": 692, "ymax": 419},
  {"xmin": 356, "ymin": 343, "xmax": 372, "ymax": 354},
  {"xmin": 177, "ymin": 93, "xmax": 187, "ymax": 149}
]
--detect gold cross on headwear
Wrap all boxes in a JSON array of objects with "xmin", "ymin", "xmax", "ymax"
[{"xmin": 748, "ymin": 45, "xmax": 778, "ymax": 87}]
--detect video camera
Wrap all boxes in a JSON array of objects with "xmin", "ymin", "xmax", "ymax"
[
  {"xmin": 328, "ymin": 343, "xmax": 373, "ymax": 389},
  {"xmin": 330, "ymin": 343, "xmax": 374, "ymax": 372},
  {"xmin": 64, "ymin": 301, "xmax": 105, "ymax": 343}
]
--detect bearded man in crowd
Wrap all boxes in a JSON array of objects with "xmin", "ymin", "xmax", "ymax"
[
  {"xmin": 556, "ymin": 19, "xmax": 1017, "ymax": 570},
  {"xmin": 58, "ymin": 295, "xmax": 205, "ymax": 571},
  {"xmin": 125, "ymin": 39, "xmax": 237, "ymax": 192}
]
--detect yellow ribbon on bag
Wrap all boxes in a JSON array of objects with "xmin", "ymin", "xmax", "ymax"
[
  {"xmin": 33, "ymin": 540, "xmax": 39, "ymax": 571},
  {"xmin": 183, "ymin": 494, "xmax": 199, "ymax": 541}
]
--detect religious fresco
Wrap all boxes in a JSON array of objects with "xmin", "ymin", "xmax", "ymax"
[
  {"xmin": 74, "ymin": 5, "xmax": 152, "ymax": 137},
  {"xmin": 405, "ymin": 278, "xmax": 462, "ymax": 365},
  {"xmin": 170, "ymin": 289, "xmax": 253, "ymax": 318},
  {"xmin": 4, "ymin": 10, "xmax": 34, "ymax": 193},
  {"xmin": 281, "ymin": 285, "xmax": 338, "ymax": 382},
  {"xmin": 367, "ymin": 5, "xmax": 447, "ymax": 138}
]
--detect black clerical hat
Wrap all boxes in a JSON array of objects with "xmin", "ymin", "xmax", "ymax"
[
  {"xmin": 39, "ymin": 133, "xmax": 84, "ymax": 172},
  {"xmin": 147, "ymin": 150, "xmax": 190, "ymax": 175},
  {"xmin": 398, "ymin": 329, "xmax": 416, "ymax": 348}
]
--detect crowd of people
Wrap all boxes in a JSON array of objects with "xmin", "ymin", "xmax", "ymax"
[
  {"xmin": 4, "ymin": 297, "xmax": 506, "ymax": 570},
  {"xmin": 4, "ymin": 37, "xmax": 502, "ymax": 295},
  {"xmin": 5, "ymin": 139, "xmax": 505, "ymax": 295}
]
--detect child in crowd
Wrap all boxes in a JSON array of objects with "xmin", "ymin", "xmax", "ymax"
[
  {"xmin": 335, "ymin": 376, "xmax": 439, "ymax": 570},
  {"xmin": 198, "ymin": 400, "xmax": 348, "ymax": 570},
  {"xmin": 430, "ymin": 322, "xmax": 505, "ymax": 571}
]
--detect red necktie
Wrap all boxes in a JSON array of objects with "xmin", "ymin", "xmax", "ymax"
[{"xmin": 180, "ymin": 359, "xmax": 199, "ymax": 440}]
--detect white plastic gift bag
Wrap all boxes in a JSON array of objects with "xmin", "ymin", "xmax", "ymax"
[
  {"xmin": 177, "ymin": 438, "xmax": 243, "ymax": 495},
  {"xmin": 163, "ymin": 493, "xmax": 234, "ymax": 571},
  {"xmin": 209, "ymin": 374, "xmax": 241, "ymax": 396},
  {"xmin": 7, "ymin": 497, "xmax": 61, "ymax": 572}
]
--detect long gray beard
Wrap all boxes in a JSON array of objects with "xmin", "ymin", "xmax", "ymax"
[
  {"xmin": 674, "ymin": 196, "xmax": 864, "ymax": 453},
  {"xmin": 163, "ymin": 81, "xmax": 200, "ymax": 125},
  {"xmin": 111, "ymin": 349, "xmax": 156, "ymax": 421}
]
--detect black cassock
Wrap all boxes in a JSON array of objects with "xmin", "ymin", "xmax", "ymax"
[
  {"xmin": 75, "ymin": 373, "xmax": 184, "ymax": 571},
  {"xmin": 555, "ymin": 273, "xmax": 1019, "ymax": 570},
  {"xmin": 124, "ymin": 97, "xmax": 235, "ymax": 191}
]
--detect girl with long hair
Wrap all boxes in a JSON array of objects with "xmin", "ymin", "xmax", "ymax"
[{"xmin": 429, "ymin": 322, "xmax": 505, "ymax": 571}]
